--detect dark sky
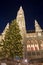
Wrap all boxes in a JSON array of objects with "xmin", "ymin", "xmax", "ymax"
[{"xmin": 0, "ymin": 0, "xmax": 43, "ymax": 33}]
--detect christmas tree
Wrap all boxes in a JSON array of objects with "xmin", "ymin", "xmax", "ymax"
[{"xmin": 2, "ymin": 19, "xmax": 23, "ymax": 60}]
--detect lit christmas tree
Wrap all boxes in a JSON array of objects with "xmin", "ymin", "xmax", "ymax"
[{"xmin": 2, "ymin": 19, "xmax": 23, "ymax": 60}]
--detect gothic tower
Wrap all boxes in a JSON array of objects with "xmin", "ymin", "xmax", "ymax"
[
  {"xmin": 16, "ymin": 6, "xmax": 27, "ymax": 58},
  {"xmin": 16, "ymin": 6, "xmax": 26, "ymax": 41},
  {"xmin": 35, "ymin": 20, "xmax": 42, "ymax": 32},
  {"xmin": 2, "ymin": 23, "xmax": 9, "ymax": 40}
]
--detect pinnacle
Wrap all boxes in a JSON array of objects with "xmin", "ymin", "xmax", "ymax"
[{"xmin": 20, "ymin": 6, "xmax": 22, "ymax": 9}]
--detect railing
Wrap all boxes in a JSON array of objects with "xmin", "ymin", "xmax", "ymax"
[{"xmin": 27, "ymin": 50, "xmax": 43, "ymax": 60}]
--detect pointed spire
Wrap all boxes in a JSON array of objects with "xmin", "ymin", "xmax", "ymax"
[
  {"xmin": 35, "ymin": 20, "xmax": 42, "ymax": 32},
  {"xmin": 2, "ymin": 23, "xmax": 9, "ymax": 35},
  {"xmin": 16, "ymin": 6, "xmax": 25, "ymax": 28},
  {"xmin": 5, "ymin": 23, "xmax": 9, "ymax": 29},
  {"xmin": 19, "ymin": 6, "xmax": 23, "ymax": 12},
  {"xmin": 16, "ymin": 6, "xmax": 26, "ymax": 39},
  {"xmin": 2, "ymin": 23, "xmax": 9, "ymax": 39},
  {"xmin": 19, "ymin": 6, "xmax": 22, "ymax": 10},
  {"xmin": 17, "ymin": 6, "xmax": 23, "ymax": 15}
]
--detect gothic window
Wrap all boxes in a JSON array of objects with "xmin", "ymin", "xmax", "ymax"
[
  {"xmin": 27, "ymin": 40, "xmax": 30, "ymax": 44},
  {"xmin": 34, "ymin": 39, "xmax": 38, "ymax": 44},
  {"xmin": 27, "ymin": 45, "xmax": 31, "ymax": 51},
  {"xmin": 31, "ymin": 40, "xmax": 35, "ymax": 44},
  {"xmin": 31, "ymin": 44, "xmax": 35, "ymax": 51},
  {"xmin": 35, "ymin": 44, "xmax": 39, "ymax": 51},
  {"xmin": 40, "ymin": 40, "xmax": 43, "ymax": 50},
  {"xmin": 40, "ymin": 43, "xmax": 43, "ymax": 50},
  {"xmin": 40, "ymin": 40, "xmax": 43, "ymax": 44}
]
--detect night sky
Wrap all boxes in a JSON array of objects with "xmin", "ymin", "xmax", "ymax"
[{"xmin": 0, "ymin": 0, "xmax": 43, "ymax": 33}]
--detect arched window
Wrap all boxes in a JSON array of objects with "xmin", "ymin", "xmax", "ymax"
[
  {"xmin": 31, "ymin": 44, "xmax": 35, "ymax": 51},
  {"xmin": 35, "ymin": 44, "xmax": 39, "ymax": 51},
  {"xmin": 40, "ymin": 43, "xmax": 43, "ymax": 50},
  {"xmin": 40, "ymin": 40, "xmax": 43, "ymax": 50},
  {"xmin": 27, "ymin": 45, "xmax": 31, "ymax": 51}
]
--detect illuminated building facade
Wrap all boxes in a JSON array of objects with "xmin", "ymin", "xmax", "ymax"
[{"xmin": 0, "ymin": 6, "xmax": 43, "ymax": 61}]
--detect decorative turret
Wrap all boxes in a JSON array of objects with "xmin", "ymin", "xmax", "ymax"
[
  {"xmin": 35, "ymin": 20, "xmax": 42, "ymax": 32},
  {"xmin": 16, "ymin": 6, "xmax": 26, "ymax": 39},
  {"xmin": 2, "ymin": 23, "xmax": 9, "ymax": 40}
]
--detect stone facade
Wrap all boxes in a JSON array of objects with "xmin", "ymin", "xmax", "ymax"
[{"xmin": 16, "ymin": 6, "xmax": 43, "ymax": 51}]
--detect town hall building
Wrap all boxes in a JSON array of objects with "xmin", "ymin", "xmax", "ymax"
[{"xmin": 0, "ymin": 6, "xmax": 43, "ymax": 61}]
